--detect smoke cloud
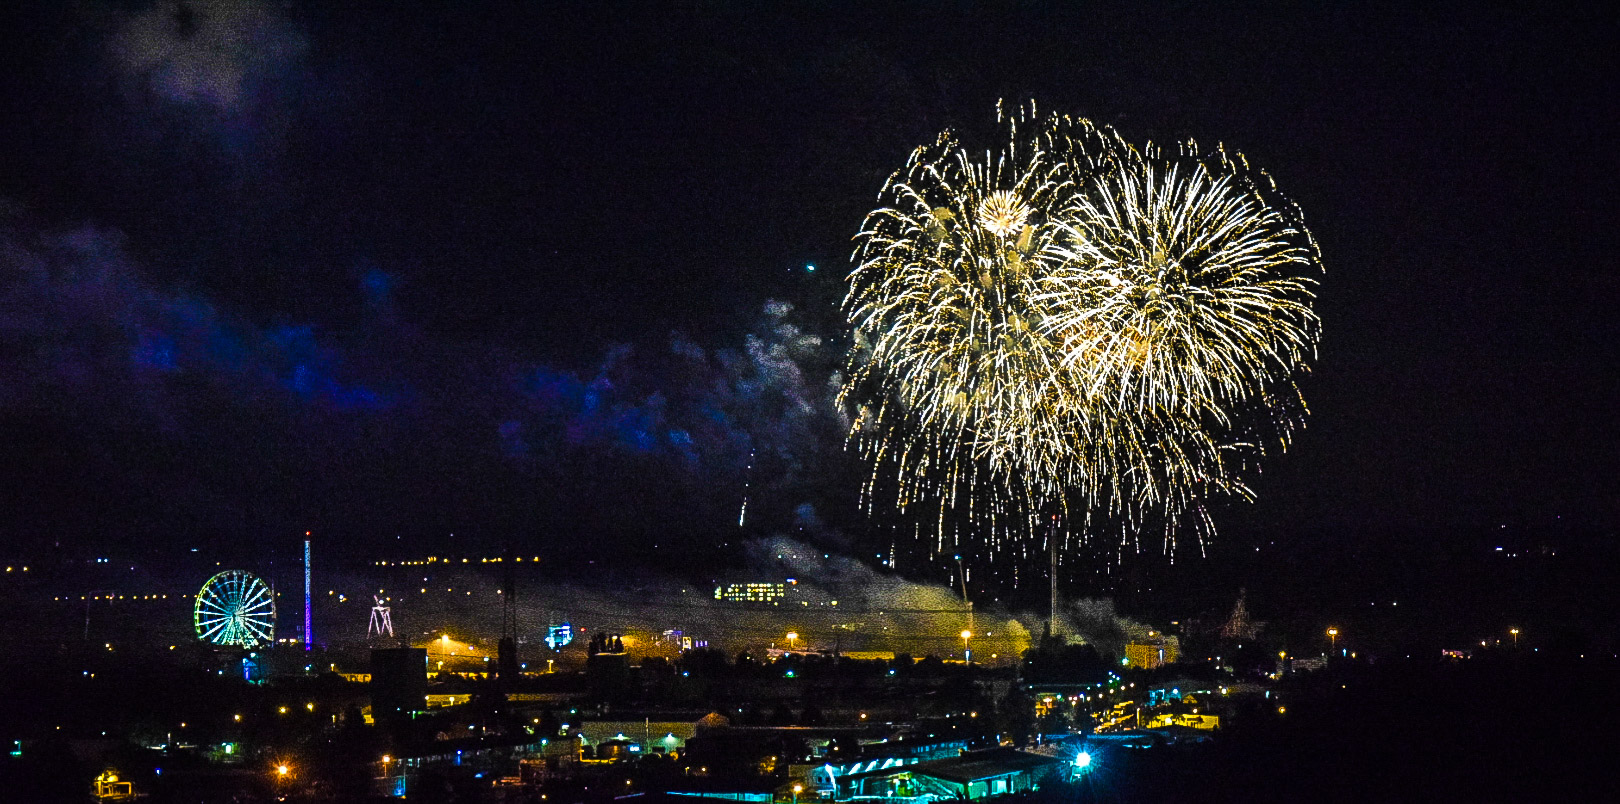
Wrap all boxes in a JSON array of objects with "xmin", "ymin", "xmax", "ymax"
[
  {"xmin": 324, "ymin": 535, "xmax": 1033, "ymax": 665},
  {"xmin": 108, "ymin": 0, "xmax": 308, "ymax": 112}
]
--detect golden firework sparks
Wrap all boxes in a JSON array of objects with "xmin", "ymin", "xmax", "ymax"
[
  {"xmin": 842, "ymin": 103, "xmax": 1322, "ymax": 568},
  {"xmin": 977, "ymin": 190, "xmax": 1032, "ymax": 237}
]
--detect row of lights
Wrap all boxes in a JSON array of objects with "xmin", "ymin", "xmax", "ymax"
[
  {"xmin": 374, "ymin": 556, "xmax": 541, "ymax": 566},
  {"xmin": 58, "ymin": 594, "xmax": 170, "ymax": 601}
]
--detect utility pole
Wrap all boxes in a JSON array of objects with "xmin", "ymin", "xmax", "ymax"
[
  {"xmin": 1048, "ymin": 517, "xmax": 1060, "ymax": 641},
  {"xmin": 955, "ymin": 555, "xmax": 974, "ymax": 664},
  {"xmin": 498, "ymin": 545, "xmax": 519, "ymax": 684},
  {"xmin": 85, "ymin": 590, "xmax": 113, "ymax": 640},
  {"xmin": 955, "ymin": 555, "xmax": 975, "ymax": 634}
]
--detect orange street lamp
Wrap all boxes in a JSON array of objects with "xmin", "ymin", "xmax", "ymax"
[
  {"xmin": 1510, "ymin": 628, "xmax": 1520, "ymax": 647},
  {"xmin": 1327, "ymin": 627, "xmax": 1339, "ymax": 650},
  {"xmin": 785, "ymin": 632, "xmax": 799, "ymax": 650},
  {"xmin": 960, "ymin": 630, "xmax": 973, "ymax": 663}
]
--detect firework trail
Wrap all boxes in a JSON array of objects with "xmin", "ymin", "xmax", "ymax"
[{"xmin": 842, "ymin": 103, "xmax": 1321, "ymax": 570}]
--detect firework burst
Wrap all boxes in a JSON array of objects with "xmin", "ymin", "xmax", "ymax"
[{"xmin": 843, "ymin": 104, "xmax": 1321, "ymax": 571}]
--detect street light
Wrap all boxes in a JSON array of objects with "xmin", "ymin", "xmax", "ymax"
[
  {"xmin": 1327, "ymin": 627, "xmax": 1339, "ymax": 651},
  {"xmin": 785, "ymin": 632, "xmax": 799, "ymax": 650},
  {"xmin": 1510, "ymin": 628, "xmax": 1520, "ymax": 647},
  {"xmin": 961, "ymin": 630, "xmax": 973, "ymax": 664}
]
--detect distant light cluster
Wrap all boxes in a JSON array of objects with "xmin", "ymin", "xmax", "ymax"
[{"xmin": 714, "ymin": 582, "xmax": 787, "ymax": 603}]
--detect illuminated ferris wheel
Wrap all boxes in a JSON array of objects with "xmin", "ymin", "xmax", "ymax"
[{"xmin": 194, "ymin": 570, "xmax": 276, "ymax": 648}]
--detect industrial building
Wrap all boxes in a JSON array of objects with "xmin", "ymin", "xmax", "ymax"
[
  {"xmin": 1123, "ymin": 634, "xmax": 1181, "ymax": 669},
  {"xmin": 832, "ymin": 749, "xmax": 1065, "ymax": 801}
]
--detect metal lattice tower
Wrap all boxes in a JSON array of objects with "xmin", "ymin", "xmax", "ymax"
[{"xmin": 368, "ymin": 596, "xmax": 394, "ymax": 639}]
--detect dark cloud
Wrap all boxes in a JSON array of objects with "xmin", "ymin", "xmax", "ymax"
[
  {"xmin": 0, "ymin": 207, "xmax": 856, "ymax": 563},
  {"xmin": 0, "ymin": 218, "xmax": 383, "ymax": 414}
]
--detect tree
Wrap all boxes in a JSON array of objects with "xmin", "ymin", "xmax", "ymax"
[
  {"xmin": 799, "ymin": 703, "xmax": 825, "ymax": 726},
  {"xmin": 769, "ymin": 703, "xmax": 796, "ymax": 726},
  {"xmin": 998, "ymin": 686, "xmax": 1036, "ymax": 747}
]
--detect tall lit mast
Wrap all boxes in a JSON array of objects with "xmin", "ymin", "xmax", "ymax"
[{"xmin": 303, "ymin": 532, "xmax": 312, "ymax": 651}]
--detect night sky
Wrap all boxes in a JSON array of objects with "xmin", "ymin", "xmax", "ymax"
[{"xmin": 2, "ymin": 3, "xmax": 1617, "ymax": 635}]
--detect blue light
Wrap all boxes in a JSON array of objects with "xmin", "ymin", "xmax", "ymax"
[
  {"xmin": 1073, "ymin": 752, "xmax": 1091, "ymax": 770},
  {"xmin": 806, "ymin": 264, "xmax": 816, "ymax": 272}
]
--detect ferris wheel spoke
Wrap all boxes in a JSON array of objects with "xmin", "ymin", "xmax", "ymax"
[
  {"xmin": 242, "ymin": 583, "xmax": 270, "ymax": 606},
  {"xmin": 198, "ymin": 599, "xmax": 233, "ymax": 616}
]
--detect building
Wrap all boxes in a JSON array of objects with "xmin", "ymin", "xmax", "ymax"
[
  {"xmin": 714, "ymin": 581, "xmax": 789, "ymax": 605},
  {"xmin": 371, "ymin": 647, "xmax": 428, "ymax": 724},
  {"xmin": 1146, "ymin": 712, "xmax": 1220, "ymax": 731},
  {"xmin": 1123, "ymin": 635, "xmax": 1180, "ymax": 669},
  {"xmin": 835, "ymin": 749, "xmax": 1064, "ymax": 801},
  {"xmin": 575, "ymin": 712, "xmax": 713, "ymax": 758},
  {"xmin": 800, "ymin": 736, "xmax": 970, "ymax": 795}
]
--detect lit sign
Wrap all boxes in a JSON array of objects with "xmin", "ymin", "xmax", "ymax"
[{"xmin": 546, "ymin": 623, "xmax": 574, "ymax": 650}]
